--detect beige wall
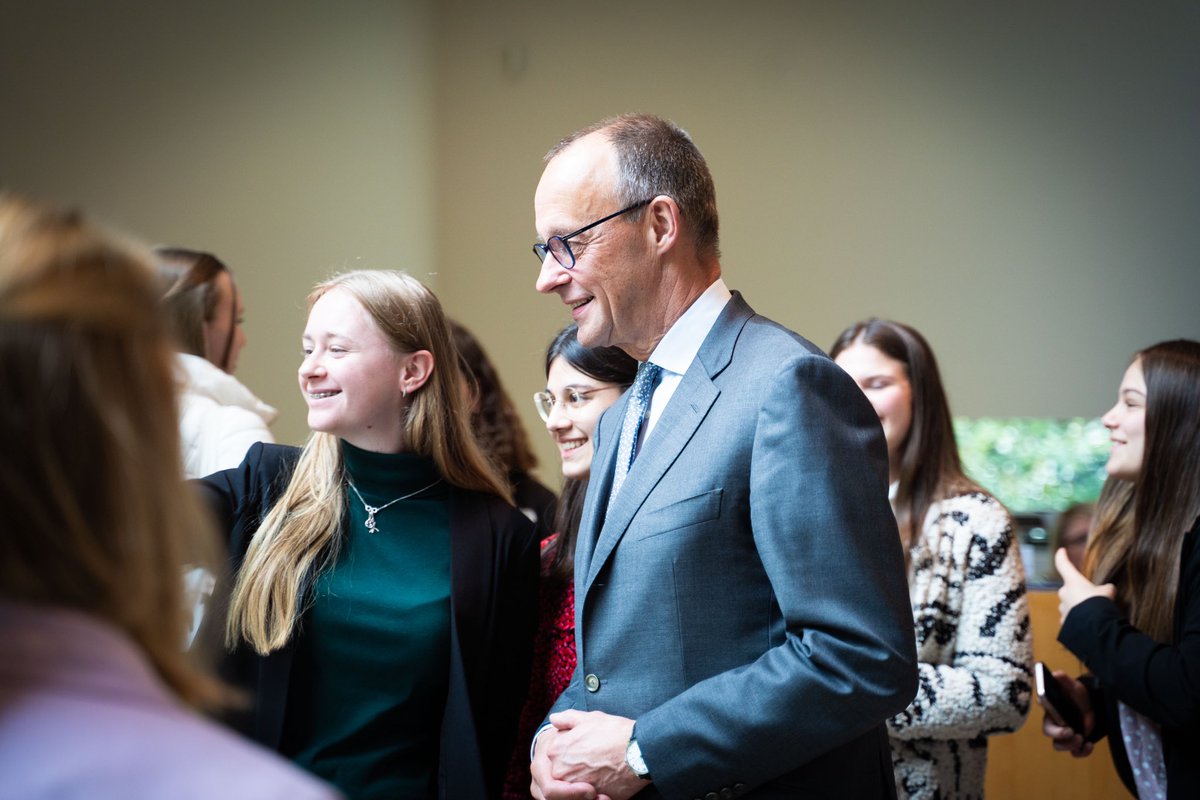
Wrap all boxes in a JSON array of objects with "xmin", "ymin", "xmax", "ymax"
[
  {"xmin": 434, "ymin": 0, "xmax": 1200, "ymax": 485},
  {"xmin": 0, "ymin": 0, "xmax": 436, "ymax": 446},
  {"xmin": 3, "ymin": 1, "xmax": 1197, "ymax": 487}
]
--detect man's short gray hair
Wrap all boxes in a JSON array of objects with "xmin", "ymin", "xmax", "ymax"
[{"xmin": 546, "ymin": 114, "xmax": 720, "ymax": 262}]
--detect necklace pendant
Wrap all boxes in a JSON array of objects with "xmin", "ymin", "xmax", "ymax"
[{"xmin": 347, "ymin": 478, "xmax": 441, "ymax": 537}]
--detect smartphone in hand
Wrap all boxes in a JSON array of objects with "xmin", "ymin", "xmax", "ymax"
[{"xmin": 1035, "ymin": 661, "xmax": 1085, "ymax": 734}]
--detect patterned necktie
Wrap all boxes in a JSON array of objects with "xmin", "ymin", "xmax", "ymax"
[{"xmin": 609, "ymin": 361, "xmax": 662, "ymax": 506}]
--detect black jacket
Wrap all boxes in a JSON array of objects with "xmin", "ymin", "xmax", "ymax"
[
  {"xmin": 197, "ymin": 442, "xmax": 539, "ymax": 799},
  {"xmin": 1059, "ymin": 518, "xmax": 1200, "ymax": 799}
]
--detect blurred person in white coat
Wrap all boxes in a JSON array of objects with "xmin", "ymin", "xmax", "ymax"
[{"xmin": 158, "ymin": 246, "xmax": 276, "ymax": 479}]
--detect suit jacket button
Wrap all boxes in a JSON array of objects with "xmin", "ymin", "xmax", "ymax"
[
  {"xmin": 705, "ymin": 793, "xmax": 719, "ymax": 800},
  {"xmin": 720, "ymin": 790, "xmax": 734, "ymax": 800},
  {"xmin": 584, "ymin": 673, "xmax": 601, "ymax": 692},
  {"xmin": 733, "ymin": 784, "xmax": 747, "ymax": 795}
]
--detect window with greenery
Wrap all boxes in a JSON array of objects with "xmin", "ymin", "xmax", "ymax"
[{"xmin": 953, "ymin": 417, "xmax": 1110, "ymax": 513}]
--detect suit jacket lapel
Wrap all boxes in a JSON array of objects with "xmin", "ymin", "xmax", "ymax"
[
  {"xmin": 574, "ymin": 392, "xmax": 626, "ymax": 586},
  {"xmin": 581, "ymin": 292, "xmax": 755, "ymax": 593}
]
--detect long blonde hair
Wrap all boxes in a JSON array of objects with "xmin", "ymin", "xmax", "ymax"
[
  {"xmin": 0, "ymin": 194, "xmax": 227, "ymax": 709},
  {"xmin": 226, "ymin": 270, "xmax": 511, "ymax": 654}
]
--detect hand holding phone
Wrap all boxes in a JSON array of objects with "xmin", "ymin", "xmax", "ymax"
[{"xmin": 1035, "ymin": 661, "xmax": 1086, "ymax": 734}]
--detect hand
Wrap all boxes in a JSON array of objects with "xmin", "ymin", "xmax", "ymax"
[
  {"xmin": 1040, "ymin": 669, "xmax": 1096, "ymax": 758},
  {"xmin": 545, "ymin": 710, "xmax": 648, "ymax": 800},
  {"xmin": 1056, "ymin": 548, "xmax": 1116, "ymax": 623},
  {"xmin": 531, "ymin": 726, "xmax": 599, "ymax": 800}
]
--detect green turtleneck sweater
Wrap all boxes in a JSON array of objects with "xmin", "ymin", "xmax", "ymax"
[{"xmin": 282, "ymin": 440, "xmax": 451, "ymax": 800}]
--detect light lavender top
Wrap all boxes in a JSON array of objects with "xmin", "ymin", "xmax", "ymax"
[{"xmin": 0, "ymin": 601, "xmax": 340, "ymax": 800}]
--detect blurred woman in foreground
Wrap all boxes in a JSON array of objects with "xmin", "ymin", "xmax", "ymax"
[{"xmin": 0, "ymin": 194, "xmax": 335, "ymax": 799}]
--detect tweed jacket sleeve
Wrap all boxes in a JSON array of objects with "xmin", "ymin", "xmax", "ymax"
[{"xmin": 888, "ymin": 491, "xmax": 1033, "ymax": 741}]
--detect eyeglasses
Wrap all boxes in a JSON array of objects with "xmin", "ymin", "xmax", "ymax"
[
  {"xmin": 532, "ymin": 199, "xmax": 652, "ymax": 270},
  {"xmin": 533, "ymin": 386, "xmax": 620, "ymax": 422}
]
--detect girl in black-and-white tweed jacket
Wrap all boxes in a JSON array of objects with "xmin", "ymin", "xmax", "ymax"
[
  {"xmin": 888, "ymin": 490, "xmax": 1031, "ymax": 798},
  {"xmin": 833, "ymin": 319, "xmax": 1032, "ymax": 800}
]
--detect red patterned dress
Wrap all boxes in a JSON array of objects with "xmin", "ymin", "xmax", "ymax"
[{"xmin": 502, "ymin": 535, "xmax": 577, "ymax": 800}]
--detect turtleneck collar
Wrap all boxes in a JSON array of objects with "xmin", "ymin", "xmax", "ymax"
[{"xmin": 340, "ymin": 439, "xmax": 443, "ymax": 501}]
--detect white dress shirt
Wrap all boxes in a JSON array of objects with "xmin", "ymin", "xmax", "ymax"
[{"xmin": 641, "ymin": 278, "xmax": 732, "ymax": 443}]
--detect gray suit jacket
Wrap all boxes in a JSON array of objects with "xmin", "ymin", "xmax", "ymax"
[{"xmin": 551, "ymin": 293, "xmax": 917, "ymax": 799}]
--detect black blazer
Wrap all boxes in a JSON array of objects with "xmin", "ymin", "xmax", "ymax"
[
  {"xmin": 196, "ymin": 442, "xmax": 539, "ymax": 799},
  {"xmin": 1059, "ymin": 518, "xmax": 1200, "ymax": 799}
]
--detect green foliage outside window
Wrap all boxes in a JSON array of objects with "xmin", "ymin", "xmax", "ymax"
[{"xmin": 953, "ymin": 417, "xmax": 1110, "ymax": 513}]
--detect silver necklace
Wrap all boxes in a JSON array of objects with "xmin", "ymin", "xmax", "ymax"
[{"xmin": 346, "ymin": 478, "xmax": 443, "ymax": 534}]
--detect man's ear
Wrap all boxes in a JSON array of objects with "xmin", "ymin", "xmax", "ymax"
[
  {"xmin": 645, "ymin": 195, "xmax": 681, "ymax": 256},
  {"xmin": 400, "ymin": 350, "xmax": 435, "ymax": 396}
]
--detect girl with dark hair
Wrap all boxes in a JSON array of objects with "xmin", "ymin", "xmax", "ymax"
[
  {"xmin": 502, "ymin": 324, "xmax": 637, "ymax": 800},
  {"xmin": 832, "ymin": 318, "xmax": 1032, "ymax": 800},
  {"xmin": 157, "ymin": 247, "xmax": 276, "ymax": 478},
  {"xmin": 1045, "ymin": 339, "xmax": 1200, "ymax": 798}
]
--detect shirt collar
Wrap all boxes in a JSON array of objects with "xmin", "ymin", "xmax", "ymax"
[{"xmin": 648, "ymin": 278, "xmax": 732, "ymax": 375}]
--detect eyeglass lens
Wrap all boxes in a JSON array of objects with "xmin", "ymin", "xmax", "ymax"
[
  {"xmin": 532, "ymin": 199, "xmax": 652, "ymax": 270},
  {"xmin": 533, "ymin": 392, "xmax": 553, "ymax": 422}
]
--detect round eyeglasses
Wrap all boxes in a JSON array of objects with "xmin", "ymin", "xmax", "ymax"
[
  {"xmin": 533, "ymin": 386, "xmax": 620, "ymax": 422},
  {"xmin": 532, "ymin": 199, "xmax": 652, "ymax": 269}
]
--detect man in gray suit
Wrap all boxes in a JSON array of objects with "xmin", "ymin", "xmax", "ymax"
[{"xmin": 529, "ymin": 114, "xmax": 917, "ymax": 800}]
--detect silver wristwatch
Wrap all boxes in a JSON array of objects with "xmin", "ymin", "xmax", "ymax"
[{"xmin": 625, "ymin": 730, "xmax": 652, "ymax": 781}]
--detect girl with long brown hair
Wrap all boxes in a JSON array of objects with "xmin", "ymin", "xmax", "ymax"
[
  {"xmin": 1045, "ymin": 339, "xmax": 1200, "ymax": 798},
  {"xmin": 832, "ymin": 318, "xmax": 1032, "ymax": 799},
  {"xmin": 449, "ymin": 319, "xmax": 558, "ymax": 539},
  {"xmin": 198, "ymin": 270, "xmax": 538, "ymax": 799}
]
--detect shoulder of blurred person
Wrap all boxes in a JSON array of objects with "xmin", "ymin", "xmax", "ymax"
[
  {"xmin": 176, "ymin": 352, "xmax": 277, "ymax": 478},
  {"xmin": 0, "ymin": 593, "xmax": 339, "ymax": 800}
]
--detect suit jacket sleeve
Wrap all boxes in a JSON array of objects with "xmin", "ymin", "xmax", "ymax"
[{"xmin": 636, "ymin": 353, "xmax": 918, "ymax": 796}]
